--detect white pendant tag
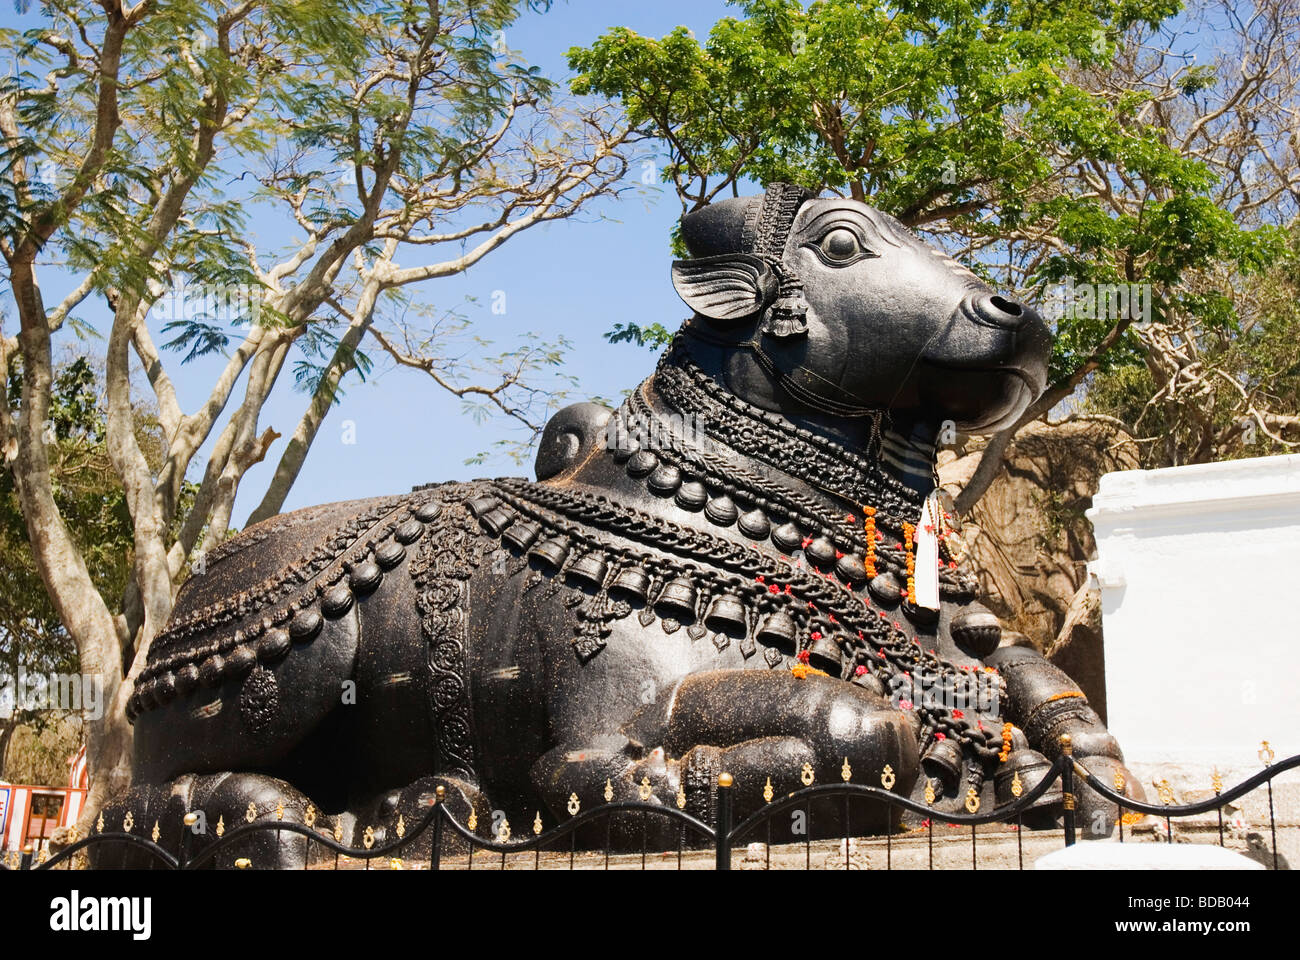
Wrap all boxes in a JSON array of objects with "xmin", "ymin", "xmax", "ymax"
[{"xmin": 914, "ymin": 491, "xmax": 941, "ymax": 610}]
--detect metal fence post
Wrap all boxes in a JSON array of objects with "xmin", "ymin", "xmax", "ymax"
[
  {"xmin": 178, "ymin": 812, "xmax": 198, "ymax": 870},
  {"xmin": 715, "ymin": 772, "xmax": 733, "ymax": 871},
  {"xmin": 1060, "ymin": 734, "xmax": 1076, "ymax": 847},
  {"xmin": 430, "ymin": 786, "xmax": 444, "ymax": 871}
]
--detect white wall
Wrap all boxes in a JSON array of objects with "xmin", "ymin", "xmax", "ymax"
[{"xmin": 1086, "ymin": 454, "xmax": 1300, "ymax": 770}]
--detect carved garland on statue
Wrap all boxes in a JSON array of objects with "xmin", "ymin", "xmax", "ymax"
[{"xmin": 408, "ymin": 496, "xmax": 483, "ymax": 781}]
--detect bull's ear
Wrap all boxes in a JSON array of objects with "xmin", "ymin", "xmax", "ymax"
[{"xmin": 670, "ymin": 253, "xmax": 777, "ymax": 324}]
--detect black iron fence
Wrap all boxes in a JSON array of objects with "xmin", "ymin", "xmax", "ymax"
[{"xmin": 4, "ymin": 739, "xmax": 1295, "ymax": 871}]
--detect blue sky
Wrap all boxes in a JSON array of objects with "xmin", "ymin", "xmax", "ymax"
[
  {"xmin": 238, "ymin": 0, "xmax": 741, "ymax": 521},
  {"xmin": 13, "ymin": 1, "xmax": 740, "ymax": 526},
  {"xmin": 227, "ymin": 1, "xmax": 736, "ymax": 520}
]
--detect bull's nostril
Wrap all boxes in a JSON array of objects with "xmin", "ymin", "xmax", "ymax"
[{"xmin": 989, "ymin": 295, "xmax": 1023, "ymax": 317}]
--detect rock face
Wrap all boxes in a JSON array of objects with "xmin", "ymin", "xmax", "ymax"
[{"xmin": 938, "ymin": 418, "xmax": 1139, "ymax": 721}]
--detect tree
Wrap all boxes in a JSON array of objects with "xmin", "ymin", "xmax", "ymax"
[
  {"xmin": 1077, "ymin": 0, "xmax": 1300, "ymax": 466},
  {"xmin": 0, "ymin": 357, "xmax": 140, "ymax": 776},
  {"xmin": 0, "ymin": 0, "xmax": 635, "ymax": 825},
  {"xmin": 569, "ymin": 0, "xmax": 1292, "ymax": 505}
]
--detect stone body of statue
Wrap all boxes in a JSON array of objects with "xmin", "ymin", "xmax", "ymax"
[{"xmin": 108, "ymin": 184, "xmax": 1141, "ymax": 865}]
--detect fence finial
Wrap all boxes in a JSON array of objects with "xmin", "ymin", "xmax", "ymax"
[
  {"xmin": 1059, "ymin": 733, "xmax": 1073, "ymax": 756},
  {"xmin": 717, "ymin": 772, "xmax": 734, "ymax": 789}
]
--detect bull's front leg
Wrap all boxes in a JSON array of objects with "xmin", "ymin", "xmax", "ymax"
[
  {"xmin": 986, "ymin": 645, "xmax": 1144, "ymax": 839},
  {"xmin": 530, "ymin": 669, "xmax": 919, "ymax": 847}
]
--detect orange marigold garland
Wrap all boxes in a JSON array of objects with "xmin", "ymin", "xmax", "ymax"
[
  {"xmin": 862, "ymin": 506, "xmax": 878, "ymax": 578},
  {"xmin": 999, "ymin": 722, "xmax": 1014, "ymax": 762},
  {"xmin": 902, "ymin": 521, "xmax": 917, "ymax": 604}
]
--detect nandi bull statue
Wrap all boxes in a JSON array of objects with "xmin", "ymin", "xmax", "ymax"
[{"xmin": 107, "ymin": 184, "xmax": 1141, "ymax": 866}]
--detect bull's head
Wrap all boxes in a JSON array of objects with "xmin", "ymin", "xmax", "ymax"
[{"xmin": 671, "ymin": 184, "xmax": 1050, "ymax": 432}]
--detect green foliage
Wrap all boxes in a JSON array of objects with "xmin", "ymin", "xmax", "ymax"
[
  {"xmin": 1, "ymin": 360, "xmax": 125, "ymax": 762},
  {"xmin": 1087, "ymin": 226, "xmax": 1300, "ymax": 465},
  {"xmin": 571, "ymin": 0, "xmax": 1284, "ymax": 396},
  {"xmin": 0, "ymin": 358, "xmax": 199, "ymax": 725},
  {"xmin": 604, "ymin": 322, "xmax": 675, "ymax": 350}
]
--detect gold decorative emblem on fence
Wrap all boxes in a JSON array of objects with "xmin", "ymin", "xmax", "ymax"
[
  {"xmin": 305, "ymin": 804, "xmax": 317, "ymax": 828},
  {"xmin": 763, "ymin": 777, "xmax": 774, "ymax": 803},
  {"xmin": 467, "ymin": 808, "xmax": 478, "ymax": 832},
  {"xmin": 676, "ymin": 782, "xmax": 687, "ymax": 810},
  {"xmin": 880, "ymin": 764, "xmax": 896, "ymax": 790},
  {"xmin": 964, "ymin": 788, "xmax": 980, "ymax": 814},
  {"xmin": 363, "ymin": 825, "xmax": 375, "ymax": 850},
  {"xmin": 604, "ymin": 778, "xmax": 614, "ymax": 802},
  {"xmin": 396, "ymin": 814, "xmax": 406, "ymax": 840},
  {"xmin": 1260, "ymin": 740, "xmax": 1275, "ymax": 766},
  {"xmin": 800, "ymin": 762, "xmax": 815, "ymax": 786},
  {"xmin": 122, "ymin": 811, "xmax": 134, "ymax": 832},
  {"xmin": 151, "ymin": 820, "xmax": 161, "ymax": 843},
  {"xmin": 1211, "ymin": 769, "xmax": 1223, "ymax": 794},
  {"xmin": 924, "ymin": 778, "xmax": 936, "ymax": 805},
  {"xmin": 639, "ymin": 776, "xmax": 653, "ymax": 801},
  {"xmin": 1011, "ymin": 770, "xmax": 1023, "ymax": 798},
  {"xmin": 567, "ymin": 792, "xmax": 581, "ymax": 816},
  {"xmin": 234, "ymin": 858, "xmax": 251, "ymax": 869},
  {"xmin": 216, "ymin": 815, "xmax": 225, "ymax": 838},
  {"xmin": 533, "ymin": 812, "xmax": 543, "ymax": 836},
  {"xmin": 841, "ymin": 757, "xmax": 852, "ymax": 782},
  {"xmin": 333, "ymin": 819, "xmax": 343, "ymax": 843},
  {"xmin": 1113, "ymin": 769, "xmax": 1125, "ymax": 793},
  {"xmin": 245, "ymin": 802, "xmax": 257, "ymax": 823},
  {"xmin": 275, "ymin": 800, "xmax": 285, "ymax": 821},
  {"xmin": 496, "ymin": 817, "xmax": 511, "ymax": 842},
  {"xmin": 95, "ymin": 811, "xmax": 104, "ymax": 834},
  {"xmin": 1156, "ymin": 780, "xmax": 1174, "ymax": 805}
]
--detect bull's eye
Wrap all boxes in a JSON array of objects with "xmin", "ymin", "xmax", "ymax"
[{"xmin": 819, "ymin": 228, "xmax": 860, "ymax": 262}]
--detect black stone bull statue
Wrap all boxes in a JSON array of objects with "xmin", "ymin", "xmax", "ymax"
[{"xmin": 106, "ymin": 184, "xmax": 1142, "ymax": 866}]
